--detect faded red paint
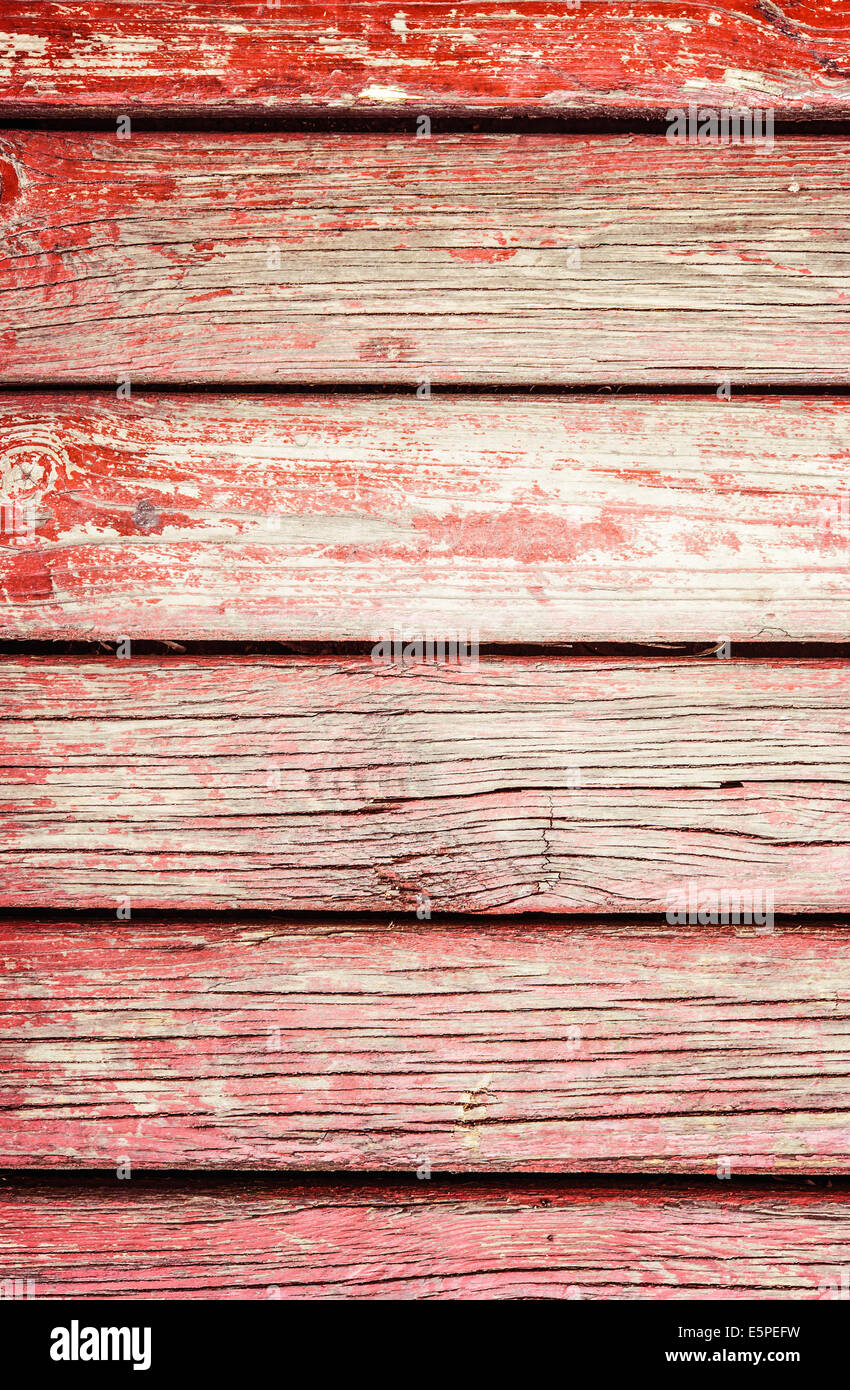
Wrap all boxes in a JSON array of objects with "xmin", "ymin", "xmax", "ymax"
[
  {"xmin": 1, "ymin": 0, "xmax": 848, "ymax": 1299},
  {"xmin": 2, "ymin": 918, "xmax": 850, "ymax": 1173},
  {"xmin": 0, "ymin": 654, "xmax": 846, "ymax": 914},
  {"xmin": 1, "ymin": 132, "xmax": 849, "ymax": 385},
  {"xmin": 2, "ymin": 1181, "xmax": 846, "ymax": 1298},
  {"xmin": 0, "ymin": 392, "xmax": 847, "ymax": 641},
  {"xmin": 416, "ymin": 507, "xmax": 625, "ymax": 561}
]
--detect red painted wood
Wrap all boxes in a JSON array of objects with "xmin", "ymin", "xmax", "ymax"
[
  {"xmin": 0, "ymin": 1179, "xmax": 846, "ymax": 1298},
  {"xmin": 2, "ymin": 133, "xmax": 849, "ymax": 385},
  {"xmin": 3, "ymin": 0, "xmax": 846, "ymax": 1295},
  {"xmin": 0, "ymin": 656, "xmax": 847, "ymax": 913},
  {"xmin": 2, "ymin": 2, "xmax": 850, "ymax": 117},
  {"xmin": 3, "ymin": 918, "xmax": 850, "ymax": 1173},
  {"xmin": 1, "ymin": 392, "xmax": 849, "ymax": 642}
]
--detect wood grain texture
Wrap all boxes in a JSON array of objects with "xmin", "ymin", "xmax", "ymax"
[
  {"xmin": 0, "ymin": 1179, "xmax": 847, "ymax": 1298},
  {"xmin": 3, "ymin": 2, "xmax": 850, "ymax": 118},
  {"xmin": 2, "ymin": 392, "xmax": 849, "ymax": 642},
  {"xmin": 3, "ymin": 918, "xmax": 850, "ymax": 1172},
  {"xmin": 2, "ymin": 132, "xmax": 850, "ymax": 385},
  {"xmin": 1, "ymin": 656, "xmax": 847, "ymax": 913}
]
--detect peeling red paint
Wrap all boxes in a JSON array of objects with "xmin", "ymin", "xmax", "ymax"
[
  {"xmin": 0, "ymin": 160, "xmax": 19, "ymax": 206},
  {"xmin": 2, "ymin": 0, "xmax": 849, "ymax": 1293},
  {"xmin": 0, "ymin": 131, "xmax": 848, "ymax": 385},
  {"xmin": 0, "ymin": 391, "xmax": 847, "ymax": 640},
  {"xmin": 448, "ymin": 248, "xmax": 518, "ymax": 263},
  {"xmin": 4, "ymin": 3, "xmax": 850, "ymax": 116},
  {"xmin": 2, "ymin": 1182, "xmax": 846, "ymax": 1298},
  {"xmin": 1, "ymin": 918, "xmax": 849, "ymax": 1173}
]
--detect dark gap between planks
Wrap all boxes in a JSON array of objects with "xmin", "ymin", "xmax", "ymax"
[
  {"xmin": 3, "ymin": 909, "xmax": 850, "ymax": 929},
  {"xmin": 5, "ymin": 383, "xmax": 850, "ymax": 398},
  {"xmin": 1, "ymin": 1171, "xmax": 848, "ymax": 1194},
  {"xmin": 4, "ymin": 113, "xmax": 850, "ymax": 135},
  {"xmin": 1, "ymin": 641, "xmax": 850, "ymax": 659}
]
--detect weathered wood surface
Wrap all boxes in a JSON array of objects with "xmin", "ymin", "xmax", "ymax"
[
  {"xmin": 3, "ymin": 2, "xmax": 850, "ymax": 118},
  {"xmin": 3, "ymin": 918, "xmax": 850, "ymax": 1172},
  {"xmin": 2, "ymin": 133, "xmax": 850, "ymax": 385},
  {"xmin": 1, "ymin": 656, "xmax": 847, "ymax": 913},
  {"xmin": 2, "ymin": 392, "xmax": 849, "ymax": 642},
  {"xmin": 0, "ymin": 1179, "xmax": 847, "ymax": 1298}
]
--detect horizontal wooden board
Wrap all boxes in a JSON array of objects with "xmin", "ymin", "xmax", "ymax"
[
  {"xmin": 3, "ymin": 918, "xmax": 850, "ymax": 1172},
  {"xmin": 0, "ymin": 1179, "xmax": 847, "ymax": 1298},
  {"xmin": 1, "ymin": 656, "xmax": 847, "ymax": 913},
  {"xmin": 2, "ymin": 133, "xmax": 850, "ymax": 385},
  {"xmin": 2, "ymin": 392, "xmax": 849, "ymax": 642},
  {"xmin": 3, "ymin": 3, "xmax": 850, "ymax": 118}
]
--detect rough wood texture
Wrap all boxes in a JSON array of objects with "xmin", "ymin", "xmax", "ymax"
[
  {"xmin": 2, "ymin": 133, "xmax": 850, "ymax": 385},
  {"xmin": 1, "ymin": 656, "xmax": 847, "ymax": 913},
  {"xmin": 0, "ymin": 1179, "xmax": 847, "ymax": 1298},
  {"xmin": 3, "ymin": 2, "xmax": 850, "ymax": 118},
  {"xmin": 3, "ymin": 918, "xmax": 850, "ymax": 1172},
  {"xmin": 2, "ymin": 392, "xmax": 849, "ymax": 642}
]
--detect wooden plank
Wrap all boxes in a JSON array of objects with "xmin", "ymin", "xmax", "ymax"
[
  {"xmin": 0, "ymin": 1179, "xmax": 847, "ymax": 1298},
  {"xmin": 0, "ymin": 656, "xmax": 847, "ymax": 913},
  {"xmin": 2, "ymin": 132, "xmax": 850, "ymax": 386},
  {"xmin": 3, "ymin": 918, "xmax": 850, "ymax": 1172},
  {"xmin": 3, "ymin": 3, "xmax": 850, "ymax": 119},
  {"xmin": 2, "ymin": 392, "xmax": 849, "ymax": 643}
]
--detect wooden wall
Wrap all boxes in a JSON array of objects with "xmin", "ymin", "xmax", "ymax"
[{"xmin": 1, "ymin": 2, "xmax": 849, "ymax": 1299}]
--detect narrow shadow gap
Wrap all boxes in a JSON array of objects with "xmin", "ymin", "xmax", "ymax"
[{"xmin": 2, "ymin": 640, "xmax": 850, "ymax": 660}]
